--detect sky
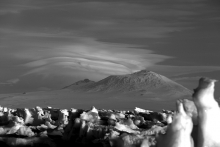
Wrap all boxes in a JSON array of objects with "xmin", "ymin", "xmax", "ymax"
[{"xmin": 0, "ymin": 0, "xmax": 220, "ymax": 95}]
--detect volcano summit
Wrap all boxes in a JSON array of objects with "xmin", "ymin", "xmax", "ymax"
[
  {"xmin": 64, "ymin": 70, "xmax": 192, "ymax": 100},
  {"xmin": 0, "ymin": 70, "xmax": 193, "ymax": 112}
]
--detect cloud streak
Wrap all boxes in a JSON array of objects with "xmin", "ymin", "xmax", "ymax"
[
  {"xmin": 148, "ymin": 65, "xmax": 220, "ymax": 77},
  {"xmin": 18, "ymin": 38, "xmax": 170, "ymax": 79},
  {"xmin": 0, "ymin": 78, "xmax": 20, "ymax": 85}
]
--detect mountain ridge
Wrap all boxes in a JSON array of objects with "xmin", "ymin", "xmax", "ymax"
[
  {"xmin": 62, "ymin": 79, "xmax": 95, "ymax": 89},
  {"xmin": 63, "ymin": 70, "xmax": 192, "ymax": 100}
]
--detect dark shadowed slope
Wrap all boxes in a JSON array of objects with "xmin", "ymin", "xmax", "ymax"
[
  {"xmin": 62, "ymin": 79, "xmax": 95, "ymax": 89},
  {"xmin": 64, "ymin": 70, "xmax": 192, "ymax": 100}
]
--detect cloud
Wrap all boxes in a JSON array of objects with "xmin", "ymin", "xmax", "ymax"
[
  {"xmin": 0, "ymin": 1, "xmax": 198, "ymax": 41},
  {"xmin": 170, "ymin": 76, "xmax": 202, "ymax": 91},
  {"xmin": 18, "ymin": 38, "xmax": 220, "ymax": 82},
  {"xmin": 148, "ymin": 65, "xmax": 220, "ymax": 77},
  {"xmin": 18, "ymin": 38, "xmax": 170, "ymax": 80},
  {"xmin": 172, "ymin": 76, "xmax": 201, "ymax": 81},
  {"xmin": 0, "ymin": 78, "xmax": 20, "ymax": 85},
  {"xmin": 37, "ymin": 87, "xmax": 51, "ymax": 91},
  {"xmin": 0, "ymin": 1, "xmax": 41, "ymax": 15}
]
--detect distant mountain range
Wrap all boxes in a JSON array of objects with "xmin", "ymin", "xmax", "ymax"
[{"xmin": 63, "ymin": 70, "xmax": 192, "ymax": 100}]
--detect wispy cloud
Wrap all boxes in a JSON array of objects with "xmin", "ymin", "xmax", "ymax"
[
  {"xmin": 172, "ymin": 76, "xmax": 201, "ymax": 81},
  {"xmin": 17, "ymin": 38, "xmax": 170, "ymax": 79},
  {"xmin": 148, "ymin": 65, "xmax": 220, "ymax": 77},
  {"xmin": 0, "ymin": 78, "xmax": 20, "ymax": 85},
  {"xmin": 0, "ymin": 1, "xmax": 40, "ymax": 15}
]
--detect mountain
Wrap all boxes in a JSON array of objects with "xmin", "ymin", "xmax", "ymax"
[
  {"xmin": 63, "ymin": 70, "xmax": 192, "ymax": 100},
  {"xmin": 62, "ymin": 79, "xmax": 95, "ymax": 89}
]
